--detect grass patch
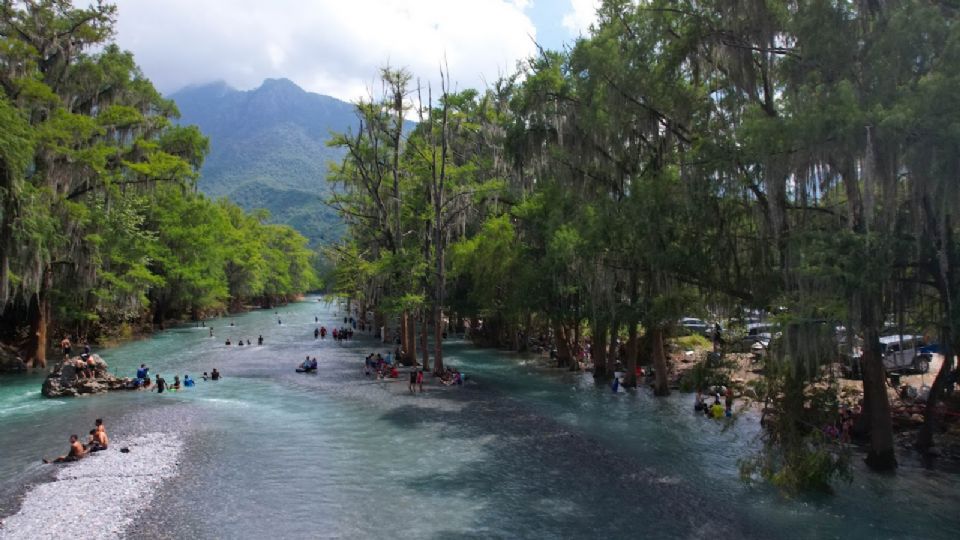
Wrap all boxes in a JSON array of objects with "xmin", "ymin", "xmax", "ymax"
[{"xmin": 673, "ymin": 334, "xmax": 712, "ymax": 350}]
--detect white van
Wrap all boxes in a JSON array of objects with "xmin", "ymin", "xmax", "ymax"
[
  {"xmin": 879, "ymin": 335, "xmax": 931, "ymax": 373},
  {"xmin": 842, "ymin": 334, "xmax": 931, "ymax": 378}
]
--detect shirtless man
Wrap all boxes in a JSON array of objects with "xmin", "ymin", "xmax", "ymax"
[
  {"xmin": 60, "ymin": 336, "xmax": 72, "ymax": 360},
  {"xmin": 94, "ymin": 418, "xmax": 109, "ymax": 450},
  {"xmin": 44, "ymin": 434, "xmax": 86, "ymax": 463}
]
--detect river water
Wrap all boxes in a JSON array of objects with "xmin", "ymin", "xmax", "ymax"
[{"xmin": 1, "ymin": 297, "xmax": 958, "ymax": 539}]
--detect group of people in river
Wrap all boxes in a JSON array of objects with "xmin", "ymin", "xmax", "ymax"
[
  {"xmin": 364, "ymin": 352, "xmax": 398, "ymax": 379},
  {"xmin": 314, "ymin": 325, "xmax": 354, "ymax": 342},
  {"xmin": 131, "ymin": 363, "xmax": 219, "ymax": 393},
  {"xmin": 694, "ymin": 387, "xmax": 734, "ymax": 419},
  {"xmin": 224, "ymin": 335, "xmax": 263, "ymax": 346},
  {"xmin": 43, "ymin": 418, "xmax": 109, "ymax": 463}
]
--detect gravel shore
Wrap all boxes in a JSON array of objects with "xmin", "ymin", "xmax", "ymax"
[{"xmin": 0, "ymin": 434, "xmax": 182, "ymax": 540}]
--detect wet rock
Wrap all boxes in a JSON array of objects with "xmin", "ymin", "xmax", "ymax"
[
  {"xmin": 0, "ymin": 342, "xmax": 26, "ymax": 372},
  {"xmin": 41, "ymin": 354, "xmax": 131, "ymax": 398}
]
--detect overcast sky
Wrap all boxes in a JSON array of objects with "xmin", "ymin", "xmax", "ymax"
[{"xmin": 110, "ymin": 0, "xmax": 600, "ymax": 101}]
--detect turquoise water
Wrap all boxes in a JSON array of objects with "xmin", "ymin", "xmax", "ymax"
[{"xmin": 1, "ymin": 297, "xmax": 958, "ymax": 539}]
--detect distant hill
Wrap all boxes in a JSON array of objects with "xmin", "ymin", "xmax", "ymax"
[{"xmin": 169, "ymin": 78, "xmax": 357, "ymax": 245}]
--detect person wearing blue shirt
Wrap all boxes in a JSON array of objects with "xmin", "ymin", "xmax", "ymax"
[
  {"xmin": 135, "ymin": 364, "xmax": 149, "ymax": 386},
  {"xmin": 183, "ymin": 374, "xmax": 195, "ymax": 387}
]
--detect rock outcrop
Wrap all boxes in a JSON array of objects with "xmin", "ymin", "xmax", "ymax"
[
  {"xmin": 0, "ymin": 343, "xmax": 27, "ymax": 373},
  {"xmin": 41, "ymin": 354, "xmax": 131, "ymax": 397}
]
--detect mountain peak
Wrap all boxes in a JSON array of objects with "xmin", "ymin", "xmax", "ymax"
[{"xmin": 257, "ymin": 78, "xmax": 304, "ymax": 94}]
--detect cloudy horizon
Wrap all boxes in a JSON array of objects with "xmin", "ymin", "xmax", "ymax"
[{"xmin": 109, "ymin": 0, "xmax": 599, "ymax": 101}]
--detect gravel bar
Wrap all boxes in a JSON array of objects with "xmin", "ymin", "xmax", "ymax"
[{"xmin": 0, "ymin": 433, "xmax": 182, "ymax": 540}]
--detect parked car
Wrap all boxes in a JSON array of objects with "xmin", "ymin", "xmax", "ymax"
[
  {"xmin": 741, "ymin": 322, "xmax": 776, "ymax": 349},
  {"xmin": 679, "ymin": 317, "xmax": 709, "ymax": 336},
  {"xmin": 842, "ymin": 334, "xmax": 932, "ymax": 378}
]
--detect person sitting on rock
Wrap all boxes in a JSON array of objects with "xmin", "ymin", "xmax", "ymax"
[
  {"xmin": 78, "ymin": 354, "xmax": 92, "ymax": 378},
  {"xmin": 43, "ymin": 434, "xmax": 86, "ymax": 463},
  {"xmin": 85, "ymin": 354, "xmax": 97, "ymax": 376}
]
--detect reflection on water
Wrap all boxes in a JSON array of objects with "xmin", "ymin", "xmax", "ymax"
[{"xmin": 1, "ymin": 297, "xmax": 958, "ymax": 539}]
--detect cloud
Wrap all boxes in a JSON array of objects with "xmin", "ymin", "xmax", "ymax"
[
  {"xmin": 561, "ymin": 0, "xmax": 600, "ymax": 35},
  {"xmin": 111, "ymin": 0, "xmax": 538, "ymax": 101}
]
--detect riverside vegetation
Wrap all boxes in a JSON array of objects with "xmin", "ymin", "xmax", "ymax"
[
  {"xmin": 0, "ymin": 1, "xmax": 316, "ymax": 369},
  {"xmin": 326, "ymin": 0, "xmax": 960, "ymax": 493}
]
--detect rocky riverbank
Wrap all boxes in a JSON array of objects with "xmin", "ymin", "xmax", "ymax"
[
  {"xmin": 0, "ymin": 345, "xmax": 25, "ymax": 374},
  {"xmin": 0, "ymin": 433, "xmax": 182, "ymax": 539}
]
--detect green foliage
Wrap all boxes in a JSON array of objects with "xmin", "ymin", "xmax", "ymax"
[{"xmin": 0, "ymin": 0, "xmax": 317, "ymax": 343}]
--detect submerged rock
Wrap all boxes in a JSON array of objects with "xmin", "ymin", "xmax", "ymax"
[{"xmin": 41, "ymin": 354, "xmax": 131, "ymax": 398}]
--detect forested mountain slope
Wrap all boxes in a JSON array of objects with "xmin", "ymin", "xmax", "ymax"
[{"xmin": 170, "ymin": 78, "xmax": 354, "ymax": 244}]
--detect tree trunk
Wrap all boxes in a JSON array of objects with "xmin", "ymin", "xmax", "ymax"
[
  {"xmin": 433, "ymin": 304, "xmax": 444, "ymax": 373},
  {"xmin": 916, "ymin": 325, "xmax": 954, "ymax": 452},
  {"xmin": 592, "ymin": 320, "xmax": 608, "ymax": 378},
  {"xmin": 420, "ymin": 309, "xmax": 430, "ymax": 371},
  {"xmin": 400, "ymin": 311, "xmax": 410, "ymax": 358},
  {"xmin": 861, "ymin": 325, "xmax": 898, "ymax": 470},
  {"xmin": 651, "ymin": 325, "xmax": 670, "ymax": 396},
  {"xmin": 26, "ymin": 288, "xmax": 50, "ymax": 369},
  {"xmin": 405, "ymin": 310, "xmax": 417, "ymax": 364},
  {"xmin": 624, "ymin": 321, "xmax": 639, "ymax": 387},
  {"xmin": 623, "ymin": 272, "xmax": 639, "ymax": 387},
  {"xmin": 554, "ymin": 322, "xmax": 572, "ymax": 368},
  {"xmin": 607, "ymin": 319, "xmax": 619, "ymax": 375}
]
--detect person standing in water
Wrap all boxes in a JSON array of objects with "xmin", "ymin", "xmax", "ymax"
[
  {"xmin": 211, "ymin": 368, "xmax": 221, "ymax": 381},
  {"xmin": 155, "ymin": 374, "xmax": 166, "ymax": 393},
  {"xmin": 209, "ymin": 327, "xmax": 214, "ymax": 337},
  {"xmin": 416, "ymin": 369, "xmax": 425, "ymax": 393},
  {"xmin": 258, "ymin": 335, "xmax": 263, "ymax": 345}
]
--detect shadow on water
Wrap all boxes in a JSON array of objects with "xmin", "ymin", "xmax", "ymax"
[{"xmin": 375, "ymin": 386, "xmax": 755, "ymax": 539}]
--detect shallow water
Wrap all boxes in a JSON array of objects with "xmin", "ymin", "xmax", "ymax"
[{"xmin": 1, "ymin": 297, "xmax": 958, "ymax": 539}]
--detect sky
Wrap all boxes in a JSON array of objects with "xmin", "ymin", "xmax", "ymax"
[{"xmin": 110, "ymin": 0, "xmax": 600, "ymax": 101}]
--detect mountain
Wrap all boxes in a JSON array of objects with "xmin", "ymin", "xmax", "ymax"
[{"xmin": 169, "ymin": 78, "xmax": 357, "ymax": 245}]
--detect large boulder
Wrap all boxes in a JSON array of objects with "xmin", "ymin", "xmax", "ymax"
[
  {"xmin": 0, "ymin": 343, "xmax": 26, "ymax": 373},
  {"xmin": 41, "ymin": 354, "xmax": 129, "ymax": 398}
]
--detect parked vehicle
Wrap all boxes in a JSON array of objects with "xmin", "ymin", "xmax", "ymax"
[
  {"xmin": 741, "ymin": 322, "xmax": 776, "ymax": 350},
  {"xmin": 842, "ymin": 334, "xmax": 932, "ymax": 378},
  {"xmin": 679, "ymin": 317, "xmax": 709, "ymax": 336}
]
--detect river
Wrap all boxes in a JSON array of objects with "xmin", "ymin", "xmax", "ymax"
[{"xmin": 0, "ymin": 297, "xmax": 958, "ymax": 539}]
